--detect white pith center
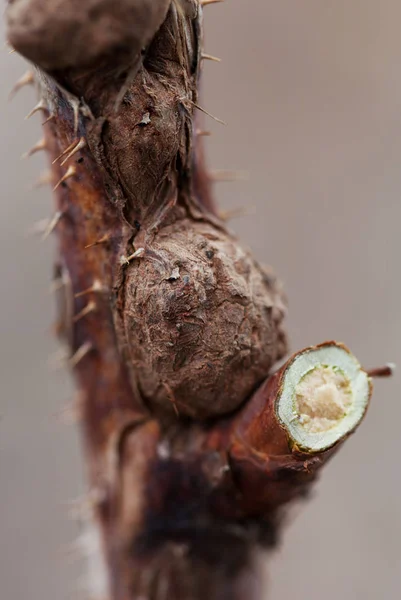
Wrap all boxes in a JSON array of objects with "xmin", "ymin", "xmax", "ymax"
[{"xmin": 295, "ymin": 365, "xmax": 353, "ymax": 433}]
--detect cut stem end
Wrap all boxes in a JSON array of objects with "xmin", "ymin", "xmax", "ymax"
[{"xmin": 276, "ymin": 342, "xmax": 372, "ymax": 453}]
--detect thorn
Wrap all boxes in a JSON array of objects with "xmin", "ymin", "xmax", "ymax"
[
  {"xmin": 69, "ymin": 342, "xmax": 93, "ymax": 368},
  {"xmin": 196, "ymin": 129, "xmax": 212, "ymax": 137},
  {"xmin": 367, "ymin": 363, "xmax": 396, "ymax": 378},
  {"xmin": 72, "ymin": 301, "xmax": 97, "ymax": 323},
  {"xmin": 69, "ymin": 97, "xmax": 80, "ymax": 136},
  {"xmin": 53, "ymin": 165, "xmax": 76, "ymax": 191},
  {"xmin": 49, "ymin": 278, "xmax": 64, "ymax": 294},
  {"xmin": 120, "ymin": 247, "xmax": 145, "ymax": 265},
  {"xmin": 67, "ymin": 486, "xmax": 107, "ymax": 522},
  {"xmin": 25, "ymin": 99, "xmax": 47, "ymax": 120},
  {"xmin": 21, "ymin": 138, "xmax": 47, "ymax": 159},
  {"xmin": 160, "ymin": 382, "xmax": 194, "ymax": 416},
  {"xmin": 28, "ymin": 213, "xmax": 61, "ymax": 237},
  {"xmin": 201, "ymin": 0, "xmax": 223, "ymax": 5},
  {"xmin": 60, "ymin": 137, "xmax": 87, "ymax": 166},
  {"xmin": 28, "ymin": 218, "xmax": 51, "ymax": 237},
  {"xmin": 162, "ymin": 382, "xmax": 180, "ymax": 417},
  {"xmin": 52, "ymin": 140, "xmax": 80, "ymax": 164},
  {"xmin": 192, "ymin": 102, "xmax": 227, "ymax": 125},
  {"xmin": 9, "ymin": 71, "xmax": 34, "ymax": 99},
  {"xmin": 8, "ymin": 47, "xmax": 16, "ymax": 54},
  {"xmin": 74, "ymin": 280, "xmax": 105, "ymax": 298},
  {"xmin": 201, "ymin": 53, "xmax": 222, "ymax": 62},
  {"xmin": 84, "ymin": 233, "xmax": 110, "ymax": 249},
  {"xmin": 48, "ymin": 347, "xmax": 70, "ymax": 370},
  {"xmin": 209, "ymin": 169, "xmax": 249, "ymax": 182},
  {"xmin": 57, "ymin": 393, "xmax": 83, "ymax": 425},
  {"xmin": 4, "ymin": 40, "xmax": 14, "ymax": 52},
  {"xmin": 219, "ymin": 205, "xmax": 255, "ymax": 221},
  {"xmin": 43, "ymin": 114, "xmax": 56, "ymax": 125},
  {"xmin": 32, "ymin": 170, "xmax": 53, "ymax": 189},
  {"xmin": 41, "ymin": 211, "xmax": 63, "ymax": 240}
]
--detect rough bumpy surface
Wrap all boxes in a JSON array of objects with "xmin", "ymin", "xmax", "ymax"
[
  {"xmin": 7, "ymin": 0, "xmax": 171, "ymax": 70},
  {"xmin": 120, "ymin": 220, "xmax": 287, "ymax": 419}
]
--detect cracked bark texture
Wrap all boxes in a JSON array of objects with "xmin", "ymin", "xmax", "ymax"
[{"xmin": 5, "ymin": 2, "xmax": 375, "ymax": 599}]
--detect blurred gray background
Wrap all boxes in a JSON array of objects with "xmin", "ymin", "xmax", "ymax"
[{"xmin": 1, "ymin": 1, "xmax": 400, "ymax": 598}]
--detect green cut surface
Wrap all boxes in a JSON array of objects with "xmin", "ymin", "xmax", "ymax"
[{"xmin": 276, "ymin": 344, "xmax": 371, "ymax": 453}]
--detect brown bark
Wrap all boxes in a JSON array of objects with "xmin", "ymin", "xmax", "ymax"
[{"xmin": 6, "ymin": 2, "xmax": 378, "ymax": 599}]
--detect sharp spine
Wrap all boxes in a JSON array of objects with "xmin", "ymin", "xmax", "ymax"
[
  {"xmin": 49, "ymin": 278, "xmax": 64, "ymax": 294},
  {"xmin": 53, "ymin": 165, "xmax": 77, "ymax": 190},
  {"xmin": 29, "ymin": 218, "xmax": 51, "ymax": 237},
  {"xmin": 219, "ymin": 205, "xmax": 255, "ymax": 222},
  {"xmin": 25, "ymin": 99, "xmax": 47, "ymax": 120},
  {"xmin": 201, "ymin": 0, "xmax": 224, "ymax": 5},
  {"xmin": 120, "ymin": 248, "xmax": 145, "ymax": 265},
  {"xmin": 367, "ymin": 363, "xmax": 396, "ymax": 378},
  {"xmin": 73, "ymin": 301, "xmax": 97, "ymax": 323},
  {"xmin": 85, "ymin": 234, "xmax": 110, "ymax": 249},
  {"xmin": 75, "ymin": 280, "xmax": 104, "ymax": 298},
  {"xmin": 201, "ymin": 53, "xmax": 222, "ymax": 62},
  {"xmin": 69, "ymin": 97, "xmax": 80, "ymax": 136},
  {"xmin": 193, "ymin": 102, "xmax": 227, "ymax": 125},
  {"xmin": 32, "ymin": 170, "xmax": 53, "ymax": 189},
  {"xmin": 53, "ymin": 140, "xmax": 80, "ymax": 164},
  {"xmin": 42, "ymin": 211, "xmax": 63, "ymax": 240},
  {"xmin": 196, "ymin": 129, "xmax": 212, "ymax": 137},
  {"xmin": 9, "ymin": 71, "xmax": 34, "ymax": 99},
  {"xmin": 60, "ymin": 137, "xmax": 87, "ymax": 166},
  {"xmin": 48, "ymin": 347, "xmax": 70, "ymax": 370},
  {"xmin": 68, "ymin": 486, "xmax": 107, "ymax": 522},
  {"xmin": 57, "ymin": 392, "xmax": 84, "ymax": 425},
  {"xmin": 69, "ymin": 342, "xmax": 93, "ymax": 368},
  {"xmin": 21, "ymin": 138, "xmax": 47, "ymax": 159},
  {"xmin": 43, "ymin": 114, "xmax": 56, "ymax": 125}
]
